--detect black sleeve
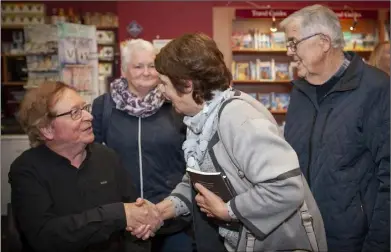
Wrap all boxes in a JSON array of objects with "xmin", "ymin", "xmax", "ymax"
[
  {"xmin": 10, "ymin": 161, "xmax": 127, "ymax": 252},
  {"xmin": 92, "ymin": 94, "xmax": 106, "ymax": 144},
  {"xmin": 362, "ymin": 79, "xmax": 390, "ymax": 252}
]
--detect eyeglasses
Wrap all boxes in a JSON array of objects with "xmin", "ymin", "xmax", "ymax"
[
  {"xmin": 286, "ymin": 33, "xmax": 323, "ymax": 52},
  {"xmin": 51, "ymin": 104, "xmax": 92, "ymax": 120}
]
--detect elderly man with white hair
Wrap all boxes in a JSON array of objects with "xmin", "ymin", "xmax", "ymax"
[
  {"xmin": 280, "ymin": 4, "xmax": 390, "ymax": 252},
  {"xmin": 92, "ymin": 39, "xmax": 194, "ymax": 252}
]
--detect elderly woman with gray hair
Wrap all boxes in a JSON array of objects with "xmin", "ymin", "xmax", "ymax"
[{"xmin": 91, "ymin": 39, "xmax": 193, "ymax": 252}]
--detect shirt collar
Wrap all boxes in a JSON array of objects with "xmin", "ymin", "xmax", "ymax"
[{"xmin": 38, "ymin": 144, "xmax": 92, "ymax": 168}]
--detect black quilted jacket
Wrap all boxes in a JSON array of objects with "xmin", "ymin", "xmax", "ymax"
[{"xmin": 284, "ymin": 52, "xmax": 390, "ymax": 252}]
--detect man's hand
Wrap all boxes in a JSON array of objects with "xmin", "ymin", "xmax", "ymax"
[
  {"xmin": 194, "ymin": 183, "xmax": 231, "ymax": 221},
  {"xmin": 124, "ymin": 198, "xmax": 163, "ymax": 240}
]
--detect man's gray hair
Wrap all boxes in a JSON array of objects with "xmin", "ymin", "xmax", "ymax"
[
  {"xmin": 121, "ymin": 39, "xmax": 156, "ymax": 73},
  {"xmin": 280, "ymin": 4, "xmax": 345, "ymax": 49}
]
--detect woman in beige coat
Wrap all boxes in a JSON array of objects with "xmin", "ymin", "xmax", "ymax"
[{"xmin": 132, "ymin": 33, "xmax": 327, "ymax": 252}]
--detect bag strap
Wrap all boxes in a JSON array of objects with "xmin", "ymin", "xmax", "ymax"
[
  {"xmin": 102, "ymin": 93, "xmax": 113, "ymax": 143},
  {"xmin": 217, "ymin": 91, "xmax": 319, "ymax": 252},
  {"xmin": 216, "ymin": 91, "xmax": 245, "ymax": 179},
  {"xmin": 299, "ymin": 198, "xmax": 319, "ymax": 252}
]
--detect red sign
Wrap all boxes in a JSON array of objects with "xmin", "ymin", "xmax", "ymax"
[
  {"xmin": 235, "ymin": 9, "xmax": 378, "ymax": 20},
  {"xmin": 236, "ymin": 9, "xmax": 294, "ymax": 19},
  {"xmin": 333, "ymin": 10, "xmax": 378, "ymax": 19}
]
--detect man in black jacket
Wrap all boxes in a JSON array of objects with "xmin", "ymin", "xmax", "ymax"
[{"xmin": 280, "ymin": 4, "xmax": 390, "ymax": 252}]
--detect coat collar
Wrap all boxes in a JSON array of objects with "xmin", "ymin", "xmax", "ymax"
[{"xmin": 292, "ymin": 52, "xmax": 363, "ymax": 100}]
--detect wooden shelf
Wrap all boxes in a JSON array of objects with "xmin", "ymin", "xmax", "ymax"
[
  {"xmin": 2, "ymin": 54, "xmax": 28, "ymax": 57},
  {"xmin": 233, "ymin": 49, "xmax": 287, "ymax": 54},
  {"xmin": 233, "ymin": 48, "xmax": 373, "ymax": 54},
  {"xmin": 2, "ymin": 25, "xmax": 119, "ymax": 30},
  {"xmin": 2, "ymin": 81, "xmax": 26, "ymax": 86},
  {"xmin": 97, "ymin": 43, "xmax": 116, "ymax": 46},
  {"xmin": 2, "ymin": 52, "xmax": 56, "ymax": 57},
  {"xmin": 344, "ymin": 49, "xmax": 373, "ymax": 52},
  {"xmin": 63, "ymin": 64, "xmax": 92, "ymax": 68},
  {"xmin": 95, "ymin": 26, "xmax": 118, "ymax": 30},
  {"xmin": 271, "ymin": 110, "xmax": 287, "ymax": 114},
  {"xmin": 1, "ymin": 25, "xmax": 25, "ymax": 29},
  {"xmin": 233, "ymin": 80, "xmax": 291, "ymax": 84}
]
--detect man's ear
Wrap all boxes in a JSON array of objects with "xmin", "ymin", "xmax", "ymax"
[
  {"xmin": 320, "ymin": 35, "xmax": 331, "ymax": 52},
  {"xmin": 184, "ymin": 80, "xmax": 193, "ymax": 94},
  {"xmin": 39, "ymin": 124, "xmax": 54, "ymax": 141}
]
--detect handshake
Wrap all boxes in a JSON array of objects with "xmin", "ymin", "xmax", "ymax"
[{"xmin": 123, "ymin": 198, "xmax": 165, "ymax": 240}]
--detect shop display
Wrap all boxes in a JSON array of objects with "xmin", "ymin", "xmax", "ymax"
[
  {"xmin": 21, "ymin": 23, "xmax": 100, "ymax": 104},
  {"xmin": 83, "ymin": 12, "xmax": 118, "ymax": 28},
  {"xmin": 98, "ymin": 46, "xmax": 114, "ymax": 61},
  {"xmin": 96, "ymin": 30, "xmax": 116, "ymax": 44},
  {"xmin": 1, "ymin": 3, "xmax": 45, "ymax": 27}
]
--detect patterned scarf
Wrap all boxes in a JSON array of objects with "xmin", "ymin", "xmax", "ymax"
[
  {"xmin": 110, "ymin": 77, "xmax": 165, "ymax": 118},
  {"xmin": 183, "ymin": 88, "xmax": 235, "ymax": 170}
]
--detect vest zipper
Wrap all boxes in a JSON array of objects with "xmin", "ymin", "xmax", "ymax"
[{"xmin": 138, "ymin": 117, "xmax": 144, "ymax": 198}]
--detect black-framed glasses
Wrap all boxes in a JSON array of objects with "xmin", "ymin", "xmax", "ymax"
[
  {"xmin": 286, "ymin": 33, "xmax": 323, "ymax": 52},
  {"xmin": 51, "ymin": 104, "xmax": 92, "ymax": 120}
]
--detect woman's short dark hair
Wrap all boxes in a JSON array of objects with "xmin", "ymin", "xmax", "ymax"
[{"xmin": 155, "ymin": 33, "xmax": 231, "ymax": 104}]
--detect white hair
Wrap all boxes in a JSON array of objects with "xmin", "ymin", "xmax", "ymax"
[
  {"xmin": 120, "ymin": 39, "xmax": 156, "ymax": 73},
  {"xmin": 280, "ymin": 4, "xmax": 345, "ymax": 49}
]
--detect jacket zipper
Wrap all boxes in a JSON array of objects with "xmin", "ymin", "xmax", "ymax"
[
  {"xmin": 138, "ymin": 117, "xmax": 144, "ymax": 198},
  {"xmin": 307, "ymin": 112, "xmax": 317, "ymax": 188}
]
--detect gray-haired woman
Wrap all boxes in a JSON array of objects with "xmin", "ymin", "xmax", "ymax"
[{"xmin": 91, "ymin": 39, "xmax": 194, "ymax": 252}]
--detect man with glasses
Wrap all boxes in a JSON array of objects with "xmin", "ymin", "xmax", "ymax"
[
  {"xmin": 9, "ymin": 81, "xmax": 163, "ymax": 252},
  {"xmin": 280, "ymin": 4, "xmax": 389, "ymax": 252}
]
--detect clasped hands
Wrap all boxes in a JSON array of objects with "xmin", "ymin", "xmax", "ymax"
[
  {"xmin": 123, "ymin": 183, "xmax": 231, "ymax": 240},
  {"xmin": 123, "ymin": 198, "xmax": 163, "ymax": 240}
]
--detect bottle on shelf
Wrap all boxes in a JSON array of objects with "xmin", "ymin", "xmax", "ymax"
[
  {"xmin": 51, "ymin": 8, "xmax": 58, "ymax": 24},
  {"xmin": 68, "ymin": 8, "xmax": 74, "ymax": 23},
  {"xmin": 58, "ymin": 8, "xmax": 67, "ymax": 23},
  {"xmin": 83, "ymin": 12, "xmax": 91, "ymax": 25}
]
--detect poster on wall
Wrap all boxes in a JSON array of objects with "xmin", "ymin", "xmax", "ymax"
[
  {"xmin": 57, "ymin": 23, "xmax": 99, "ymax": 103},
  {"xmin": 152, "ymin": 39, "xmax": 172, "ymax": 52}
]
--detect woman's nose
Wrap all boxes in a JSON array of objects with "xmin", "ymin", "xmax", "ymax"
[{"xmin": 143, "ymin": 66, "xmax": 151, "ymax": 75}]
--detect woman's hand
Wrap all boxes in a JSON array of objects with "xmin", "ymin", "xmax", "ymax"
[
  {"xmin": 156, "ymin": 199, "xmax": 176, "ymax": 220},
  {"xmin": 194, "ymin": 183, "xmax": 231, "ymax": 221}
]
